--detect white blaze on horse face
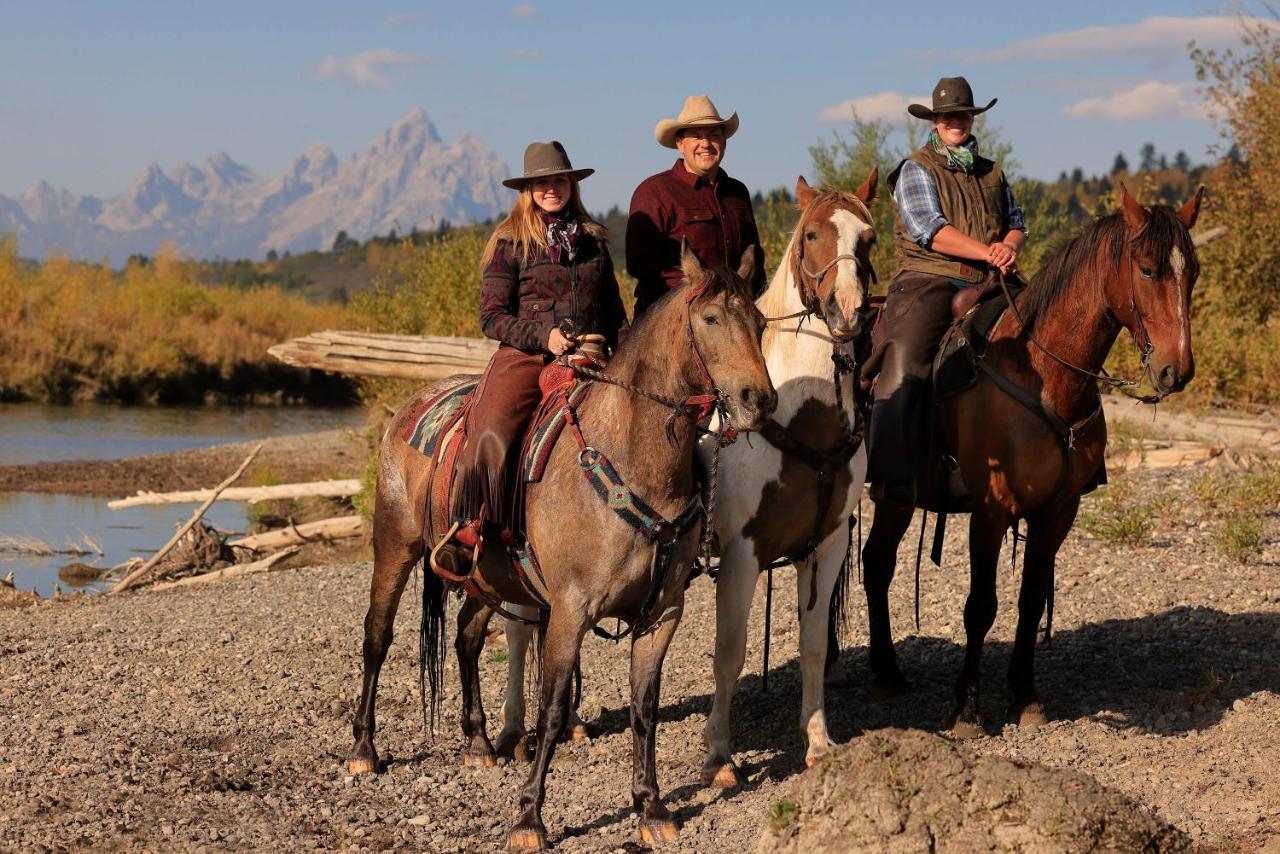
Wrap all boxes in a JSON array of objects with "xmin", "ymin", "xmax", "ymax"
[
  {"xmin": 1169, "ymin": 246, "xmax": 1186, "ymax": 284},
  {"xmin": 830, "ymin": 209, "xmax": 870, "ymax": 321}
]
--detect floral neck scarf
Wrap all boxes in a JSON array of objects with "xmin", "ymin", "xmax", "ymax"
[
  {"xmin": 929, "ymin": 129, "xmax": 979, "ymax": 173},
  {"xmin": 542, "ymin": 211, "xmax": 582, "ymax": 264}
]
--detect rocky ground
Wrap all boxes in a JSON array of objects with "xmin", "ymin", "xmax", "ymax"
[{"xmin": 1, "ymin": 461, "xmax": 1278, "ymax": 852}]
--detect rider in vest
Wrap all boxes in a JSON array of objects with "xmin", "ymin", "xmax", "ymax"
[
  {"xmin": 867, "ymin": 77, "xmax": 1028, "ymax": 505},
  {"xmin": 444, "ymin": 141, "xmax": 629, "ymax": 568},
  {"xmin": 626, "ymin": 95, "xmax": 766, "ymax": 316}
]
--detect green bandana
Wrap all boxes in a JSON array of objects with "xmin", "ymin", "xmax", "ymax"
[{"xmin": 930, "ymin": 129, "xmax": 979, "ymax": 173}]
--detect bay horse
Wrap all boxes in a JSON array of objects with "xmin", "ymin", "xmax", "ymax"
[
  {"xmin": 861, "ymin": 186, "xmax": 1204, "ymax": 736},
  {"xmin": 698, "ymin": 172, "xmax": 878, "ymax": 785},
  {"xmin": 347, "ymin": 245, "xmax": 776, "ymax": 851}
]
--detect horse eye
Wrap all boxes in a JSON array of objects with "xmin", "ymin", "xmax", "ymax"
[
  {"xmin": 1140, "ymin": 266, "xmax": 1154, "ymax": 279},
  {"xmin": 702, "ymin": 314, "xmax": 719, "ymax": 325},
  {"xmin": 805, "ymin": 231, "xmax": 817, "ymax": 241}
]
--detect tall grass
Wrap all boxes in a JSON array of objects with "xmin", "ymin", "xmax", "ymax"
[{"xmin": 0, "ymin": 239, "xmax": 354, "ymax": 404}]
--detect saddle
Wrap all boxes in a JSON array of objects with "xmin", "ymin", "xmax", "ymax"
[{"xmin": 933, "ymin": 278, "xmax": 1022, "ymax": 401}]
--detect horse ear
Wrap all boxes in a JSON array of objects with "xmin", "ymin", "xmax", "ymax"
[
  {"xmin": 680, "ymin": 238, "xmax": 705, "ymax": 285},
  {"xmin": 854, "ymin": 167, "xmax": 879, "ymax": 208},
  {"xmin": 1119, "ymin": 183, "xmax": 1148, "ymax": 231},
  {"xmin": 737, "ymin": 245, "xmax": 757, "ymax": 286},
  {"xmin": 1177, "ymin": 186, "xmax": 1205, "ymax": 230},
  {"xmin": 796, "ymin": 175, "xmax": 818, "ymax": 207}
]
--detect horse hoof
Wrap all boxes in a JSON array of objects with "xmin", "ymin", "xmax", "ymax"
[
  {"xmin": 495, "ymin": 732, "xmax": 531, "ymax": 762},
  {"xmin": 568, "ymin": 722, "xmax": 590, "ymax": 742},
  {"xmin": 1013, "ymin": 702, "xmax": 1048, "ymax": 729},
  {"xmin": 805, "ymin": 750, "xmax": 828, "ymax": 769},
  {"xmin": 948, "ymin": 717, "xmax": 986, "ymax": 739},
  {"xmin": 700, "ymin": 762, "xmax": 743, "ymax": 789},
  {"xmin": 639, "ymin": 819, "xmax": 680, "ymax": 847},
  {"xmin": 347, "ymin": 756, "xmax": 378, "ymax": 775},
  {"xmin": 463, "ymin": 751, "xmax": 497, "ymax": 768},
  {"xmin": 506, "ymin": 826, "xmax": 548, "ymax": 852}
]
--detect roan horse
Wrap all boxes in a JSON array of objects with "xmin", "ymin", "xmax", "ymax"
[
  {"xmin": 348, "ymin": 246, "xmax": 776, "ymax": 851},
  {"xmin": 698, "ymin": 172, "xmax": 878, "ymax": 785},
  {"xmin": 861, "ymin": 186, "xmax": 1204, "ymax": 735}
]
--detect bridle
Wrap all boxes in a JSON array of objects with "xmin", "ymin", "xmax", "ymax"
[{"xmin": 768, "ymin": 196, "xmax": 877, "ymax": 331}]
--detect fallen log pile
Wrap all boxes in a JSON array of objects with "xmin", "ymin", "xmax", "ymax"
[
  {"xmin": 268, "ymin": 330, "xmax": 495, "ymax": 381},
  {"xmin": 109, "ymin": 479, "xmax": 361, "ymax": 509}
]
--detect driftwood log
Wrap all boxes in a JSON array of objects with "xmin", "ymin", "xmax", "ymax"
[
  {"xmin": 231, "ymin": 515, "xmax": 365, "ymax": 550},
  {"xmin": 109, "ymin": 479, "xmax": 361, "ymax": 509},
  {"xmin": 149, "ymin": 546, "xmax": 302, "ymax": 591},
  {"xmin": 268, "ymin": 330, "xmax": 495, "ymax": 381}
]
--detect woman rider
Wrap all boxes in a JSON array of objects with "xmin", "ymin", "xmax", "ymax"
[
  {"xmin": 867, "ymin": 76, "xmax": 1028, "ymax": 505},
  {"xmin": 444, "ymin": 141, "xmax": 629, "ymax": 567}
]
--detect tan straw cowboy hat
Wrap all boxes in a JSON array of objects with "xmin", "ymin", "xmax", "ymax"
[
  {"xmin": 654, "ymin": 95, "xmax": 740, "ymax": 149},
  {"xmin": 907, "ymin": 76, "xmax": 997, "ymax": 120},
  {"xmin": 502, "ymin": 140, "xmax": 594, "ymax": 189}
]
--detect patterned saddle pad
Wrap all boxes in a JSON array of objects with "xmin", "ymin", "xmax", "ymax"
[{"xmin": 402, "ymin": 376, "xmax": 478, "ymax": 461}]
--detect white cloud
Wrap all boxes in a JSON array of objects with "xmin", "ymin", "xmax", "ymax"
[
  {"xmin": 818, "ymin": 91, "xmax": 930, "ymax": 124},
  {"xmin": 507, "ymin": 49, "xmax": 544, "ymax": 61},
  {"xmin": 511, "ymin": 4, "xmax": 538, "ymax": 17},
  {"xmin": 1061, "ymin": 80, "xmax": 1208, "ymax": 121},
  {"xmin": 961, "ymin": 15, "xmax": 1278, "ymax": 63},
  {"xmin": 310, "ymin": 49, "xmax": 438, "ymax": 89}
]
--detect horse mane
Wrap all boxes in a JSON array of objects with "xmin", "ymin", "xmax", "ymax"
[{"xmin": 1018, "ymin": 204, "xmax": 1196, "ymax": 329}]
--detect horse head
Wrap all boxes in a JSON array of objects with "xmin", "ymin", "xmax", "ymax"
[
  {"xmin": 680, "ymin": 242, "xmax": 777, "ymax": 431},
  {"xmin": 1116, "ymin": 184, "xmax": 1204, "ymax": 396},
  {"xmin": 792, "ymin": 170, "xmax": 879, "ymax": 341}
]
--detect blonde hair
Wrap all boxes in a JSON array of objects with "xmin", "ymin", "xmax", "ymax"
[{"xmin": 481, "ymin": 178, "xmax": 607, "ymax": 268}]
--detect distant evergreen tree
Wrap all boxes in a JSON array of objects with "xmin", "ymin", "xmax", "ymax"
[
  {"xmin": 265, "ymin": 248, "xmax": 279, "ymax": 263},
  {"xmin": 1057, "ymin": 170, "xmax": 1069, "ymax": 183},
  {"xmin": 1139, "ymin": 142, "xmax": 1158, "ymax": 172},
  {"xmin": 332, "ymin": 230, "xmax": 356, "ymax": 253},
  {"xmin": 1112, "ymin": 152, "xmax": 1130, "ymax": 173},
  {"xmin": 1158, "ymin": 154, "xmax": 1168, "ymax": 170},
  {"xmin": 1071, "ymin": 167, "xmax": 1085, "ymax": 184},
  {"xmin": 1174, "ymin": 150, "xmax": 1192, "ymax": 172}
]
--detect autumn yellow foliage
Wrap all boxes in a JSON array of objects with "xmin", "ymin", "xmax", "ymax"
[{"xmin": 0, "ymin": 240, "xmax": 352, "ymax": 404}]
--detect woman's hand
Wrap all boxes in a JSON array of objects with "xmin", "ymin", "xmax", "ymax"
[
  {"xmin": 548, "ymin": 328, "xmax": 573, "ymax": 357},
  {"xmin": 987, "ymin": 241, "xmax": 1018, "ymax": 273}
]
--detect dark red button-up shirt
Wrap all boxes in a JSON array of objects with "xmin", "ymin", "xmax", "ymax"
[{"xmin": 626, "ymin": 160, "xmax": 766, "ymax": 316}]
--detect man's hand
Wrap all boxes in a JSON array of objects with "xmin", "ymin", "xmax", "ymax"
[
  {"xmin": 987, "ymin": 241, "xmax": 1018, "ymax": 273},
  {"xmin": 548, "ymin": 328, "xmax": 573, "ymax": 357}
]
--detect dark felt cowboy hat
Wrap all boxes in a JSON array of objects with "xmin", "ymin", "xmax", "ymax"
[
  {"xmin": 502, "ymin": 140, "xmax": 594, "ymax": 190},
  {"xmin": 907, "ymin": 76, "xmax": 997, "ymax": 120}
]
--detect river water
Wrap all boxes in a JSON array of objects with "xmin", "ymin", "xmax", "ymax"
[{"xmin": 0, "ymin": 404, "xmax": 365, "ymax": 597}]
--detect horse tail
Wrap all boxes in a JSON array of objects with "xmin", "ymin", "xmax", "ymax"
[
  {"xmin": 418, "ymin": 557, "xmax": 448, "ymax": 739},
  {"xmin": 828, "ymin": 517, "xmax": 857, "ymax": 649}
]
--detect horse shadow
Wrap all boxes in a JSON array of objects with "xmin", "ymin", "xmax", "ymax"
[{"xmin": 590, "ymin": 605, "xmax": 1279, "ymax": 762}]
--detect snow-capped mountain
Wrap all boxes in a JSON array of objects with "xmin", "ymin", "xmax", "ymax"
[{"xmin": 1, "ymin": 108, "xmax": 510, "ymax": 263}]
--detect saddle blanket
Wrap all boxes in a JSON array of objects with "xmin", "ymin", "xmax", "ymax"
[{"xmin": 402, "ymin": 376, "xmax": 478, "ymax": 461}]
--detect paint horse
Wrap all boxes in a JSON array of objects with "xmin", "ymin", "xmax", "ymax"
[
  {"xmin": 347, "ymin": 245, "xmax": 775, "ymax": 851},
  {"xmin": 861, "ymin": 186, "xmax": 1204, "ymax": 736},
  {"xmin": 698, "ymin": 171, "xmax": 878, "ymax": 785}
]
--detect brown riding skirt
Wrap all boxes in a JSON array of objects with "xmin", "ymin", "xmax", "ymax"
[{"xmin": 452, "ymin": 345, "xmax": 550, "ymax": 529}]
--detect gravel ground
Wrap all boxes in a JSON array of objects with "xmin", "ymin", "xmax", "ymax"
[{"xmin": 1, "ymin": 465, "xmax": 1277, "ymax": 852}]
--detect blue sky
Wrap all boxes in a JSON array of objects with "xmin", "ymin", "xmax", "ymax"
[{"xmin": 1, "ymin": 1, "xmax": 1261, "ymax": 211}]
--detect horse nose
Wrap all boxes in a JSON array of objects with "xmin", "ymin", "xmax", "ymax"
[
  {"xmin": 740, "ymin": 385, "xmax": 777, "ymax": 415},
  {"xmin": 1157, "ymin": 363, "xmax": 1191, "ymax": 393}
]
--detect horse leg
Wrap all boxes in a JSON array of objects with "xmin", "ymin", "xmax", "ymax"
[
  {"xmin": 1009, "ymin": 499, "xmax": 1078, "ymax": 728},
  {"xmin": 948, "ymin": 509, "xmax": 1009, "ymax": 738},
  {"xmin": 797, "ymin": 536, "xmax": 846, "ymax": 767},
  {"xmin": 700, "ymin": 538, "xmax": 757, "ymax": 789},
  {"xmin": 455, "ymin": 597, "xmax": 498, "ymax": 767},
  {"xmin": 630, "ymin": 601, "xmax": 685, "ymax": 847},
  {"xmin": 496, "ymin": 605, "xmax": 538, "ymax": 761},
  {"xmin": 349, "ymin": 503, "xmax": 423, "ymax": 775},
  {"xmin": 862, "ymin": 500, "xmax": 915, "ymax": 698},
  {"xmin": 507, "ymin": 607, "xmax": 587, "ymax": 852}
]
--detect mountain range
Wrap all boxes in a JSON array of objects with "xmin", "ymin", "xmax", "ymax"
[{"xmin": 0, "ymin": 109, "xmax": 511, "ymax": 263}]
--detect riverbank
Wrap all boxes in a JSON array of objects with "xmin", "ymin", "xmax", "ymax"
[
  {"xmin": 0, "ymin": 428, "xmax": 368, "ymax": 498},
  {"xmin": 0, "ymin": 465, "xmax": 1276, "ymax": 851}
]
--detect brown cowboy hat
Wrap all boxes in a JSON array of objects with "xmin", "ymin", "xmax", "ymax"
[
  {"xmin": 907, "ymin": 76, "xmax": 997, "ymax": 120},
  {"xmin": 654, "ymin": 95, "xmax": 740, "ymax": 149},
  {"xmin": 502, "ymin": 140, "xmax": 594, "ymax": 189}
]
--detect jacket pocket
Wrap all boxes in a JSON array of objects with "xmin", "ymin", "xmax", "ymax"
[{"xmin": 678, "ymin": 206, "xmax": 720, "ymax": 252}]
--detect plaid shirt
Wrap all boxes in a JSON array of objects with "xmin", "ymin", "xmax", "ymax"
[{"xmin": 893, "ymin": 159, "xmax": 1027, "ymax": 247}]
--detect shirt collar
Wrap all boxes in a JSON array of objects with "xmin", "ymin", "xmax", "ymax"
[{"xmin": 670, "ymin": 158, "xmax": 722, "ymax": 189}]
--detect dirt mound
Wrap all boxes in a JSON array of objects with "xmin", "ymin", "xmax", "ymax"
[{"xmin": 757, "ymin": 728, "xmax": 1188, "ymax": 853}]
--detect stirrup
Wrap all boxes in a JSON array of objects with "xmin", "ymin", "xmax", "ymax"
[{"xmin": 429, "ymin": 520, "xmax": 484, "ymax": 584}]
